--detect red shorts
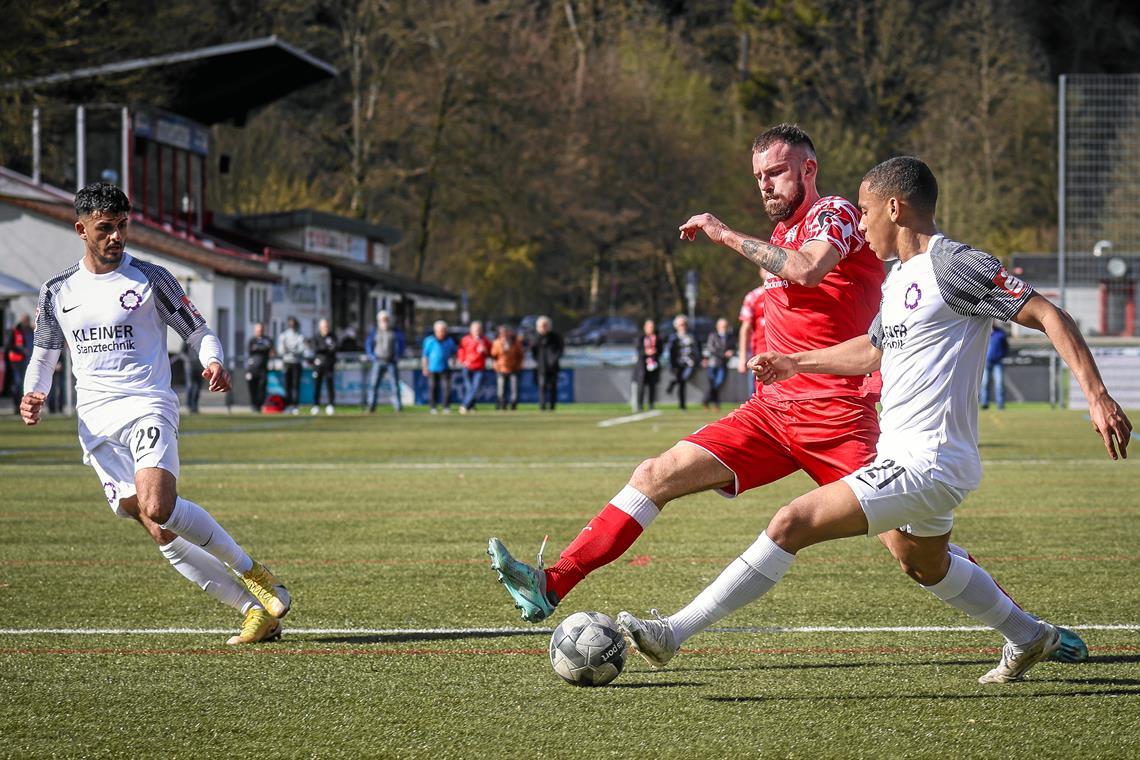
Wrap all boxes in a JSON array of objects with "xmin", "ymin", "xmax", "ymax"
[{"xmin": 682, "ymin": 395, "xmax": 879, "ymax": 497}]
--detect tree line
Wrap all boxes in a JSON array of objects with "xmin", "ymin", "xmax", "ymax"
[{"xmin": 3, "ymin": 0, "xmax": 1138, "ymax": 325}]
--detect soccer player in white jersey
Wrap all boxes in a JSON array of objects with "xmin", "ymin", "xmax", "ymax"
[
  {"xmin": 19, "ymin": 182, "xmax": 292, "ymax": 646},
  {"xmin": 619, "ymin": 157, "xmax": 1132, "ymax": 684}
]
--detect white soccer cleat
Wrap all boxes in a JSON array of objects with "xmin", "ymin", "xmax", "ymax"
[
  {"xmin": 978, "ymin": 622, "xmax": 1062, "ymax": 684},
  {"xmin": 617, "ymin": 610, "xmax": 678, "ymax": 668},
  {"xmin": 310, "ymin": 405, "xmax": 320, "ymax": 415},
  {"xmin": 325, "ymin": 404, "xmax": 334, "ymax": 416}
]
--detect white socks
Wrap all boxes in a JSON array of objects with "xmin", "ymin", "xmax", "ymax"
[
  {"xmin": 924, "ymin": 553, "xmax": 1041, "ymax": 646},
  {"xmin": 161, "ymin": 496, "xmax": 254, "ymax": 574},
  {"xmin": 668, "ymin": 532, "xmax": 796, "ymax": 646},
  {"xmin": 160, "ymin": 537, "xmax": 258, "ymax": 614}
]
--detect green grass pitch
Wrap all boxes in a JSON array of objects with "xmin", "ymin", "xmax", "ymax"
[{"xmin": 1, "ymin": 404, "xmax": 1137, "ymax": 758}]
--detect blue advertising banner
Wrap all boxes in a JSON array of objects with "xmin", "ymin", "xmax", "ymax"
[{"xmin": 412, "ymin": 369, "xmax": 574, "ymax": 405}]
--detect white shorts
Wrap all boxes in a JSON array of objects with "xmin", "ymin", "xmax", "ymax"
[
  {"xmin": 842, "ymin": 453, "xmax": 970, "ymax": 537},
  {"xmin": 82, "ymin": 414, "xmax": 180, "ymax": 517}
]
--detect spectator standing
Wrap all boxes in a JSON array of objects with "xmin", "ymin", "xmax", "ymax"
[
  {"xmin": 277, "ymin": 317, "xmax": 306, "ymax": 415},
  {"xmin": 6, "ymin": 314, "xmax": 33, "ymax": 412},
  {"xmin": 532, "ymin": 316, "xmax": 563, "ymax": 411},
  {"xmin": 311, "ymin": 319, "xmax": 337, "ymax": 415},
  {"xmin": 703, "ymin": 317, "xmax": 734, "ymax": 410},
  {"xmin": 422, "ymin": 320, "xmax": 458, "ymax": 414},
  {"xmin": 46, "ymin": 355, "xmax": 65, "ymax": 413},
  {"xmin": 245, "ymin": 322, "xmax": 273, "ymax": 413},
  {"xmin": 980, "ymin": 321, "xmax": 1010, "ymax": 410},
  {"xmin": 632, "ymin": 319, "xmax": 661, "ymax": 412},
  {"xmin": 183, "ymin": 341, "xmax": 203, "ymax": 413},
  {"xmin": 666, "ymin": 314, "xmax": 699, "ymax": 410},
  {"xmin": 491, "ymin": 325, "xmax": 525, "ymax": 410},
  {"xmin": 365, "ymin": 310, "xmax": 405, "ymax": 414},
  {"xmin": 458, "ymin": 321, "xmax": 493, "ymax": 414}
]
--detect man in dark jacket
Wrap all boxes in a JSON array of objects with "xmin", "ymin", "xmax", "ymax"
[
  {"xmin": 666, "ymin": 315, "xmax": 699, "ymax": 410},
  {"xmin": 703, "ymin": 317, "xmax": 734, "ymax": 410},
  {"xmin": 311, "ymin": 319, "xmax": 338, "ymax": 415},
  {"xmin": 245, "ymin": 322, "xmax": 273, "ymax": 413},
  {"xmin": 532, "ymin": 315, "xmax": 563, "ymax": 411}
]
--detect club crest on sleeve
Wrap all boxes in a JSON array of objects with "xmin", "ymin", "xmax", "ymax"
[
  {"xmin": 904, "ymin": 282, "xmax": 922, "ymax": 310},
  {"xmin": 993, "ymin": 268, "xmax": 1026, "ymax": 298},
  {"xmin": 119, "ymin": 289, "xmax": 143, "ymax": 311}
]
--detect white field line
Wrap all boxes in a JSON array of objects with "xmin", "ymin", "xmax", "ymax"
[
  {"xmin": 597, "ymin": 410, "xmax": 663, "ymax": 428},
  {"xmin": 0, "ymin": 624, "xmax": 1137, "ymax": 636},
  {"xmin": 0, "ymin": 457, "xmax": 1118, "ymax": 472}
]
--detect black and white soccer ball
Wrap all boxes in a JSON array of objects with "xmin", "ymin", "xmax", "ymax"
[{"xmin": 549, "ymin": 611, "xmax": 627, "ymax": 687}]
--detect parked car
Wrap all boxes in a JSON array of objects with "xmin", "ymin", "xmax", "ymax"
[{"xmin": 567, "ymin": 316, "xmax": 640, "ymax": 346}]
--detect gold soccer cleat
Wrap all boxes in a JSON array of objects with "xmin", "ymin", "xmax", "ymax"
[
  {"xmin": 239, "ymin": 561, "xmax": 292, "ymax": 619},
  {"xmin": 226, "ymin": 606, "xmax": 282, "ymax": 645}
]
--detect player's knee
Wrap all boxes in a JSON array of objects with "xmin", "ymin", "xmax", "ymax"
[
  {"xmin": 766, "ymin": 503, "xmax": 809, "ymax": 550},
  {"xmin": 896, "ymin": 555, "xmax": 946, "ymax": 586},
  {"xmin": 629, "ymin": 457, "xmax": 662, "ymax": 491},
  {"xmin": 137, "ymin": 493, "xmax": 175, "ymax": 524}
]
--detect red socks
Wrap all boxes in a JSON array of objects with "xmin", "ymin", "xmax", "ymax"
[
  {"xmin": 546, "ymin": 505, "xmax": 642, "ymax": 601},
  {"xmin": 545, "ymin": 486, "xmax": 659, "ymax": 603}
]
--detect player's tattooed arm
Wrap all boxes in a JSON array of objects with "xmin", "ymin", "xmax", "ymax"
[{"xmin": 740, "ymin": 239, "xmax": 788, "ymax": 275}]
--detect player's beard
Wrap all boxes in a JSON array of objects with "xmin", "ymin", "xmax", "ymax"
[{"xmin": 763, "ymin": 177, "xmax": 806, "ymax": 223}]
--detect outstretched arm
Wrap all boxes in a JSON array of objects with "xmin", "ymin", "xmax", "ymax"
[
  {"xmin": 1014, "ymin": 295, "xmax": 1132, "ymax": 459},
  {"xmin": 679, "ymin": 213, "xmax": 840, "ymax": 287},
  {"xmin": 749, "ymin": 335, "xmax": 882, "ymax": 385}
]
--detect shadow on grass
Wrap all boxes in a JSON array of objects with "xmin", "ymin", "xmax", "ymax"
[
  {"xmin": 609, "ymin": 681, "xmax": 703, "ymax": 689},
  {"xmin": 673, "ymin": 657, "xmax": 996, "ymax": 674},
  {"xmin": 311, "ymin": 630, "xmax": 542, "ymax": 645},
  {"xmin": 704, "ymin": 686, "xmax": 1140, "ymax": 702}
]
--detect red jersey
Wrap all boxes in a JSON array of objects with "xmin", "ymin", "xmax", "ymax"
[
  {"xmin": 762, "ymin": 195, "xmax": 884, "ymax": 401},
  {"xmin": 738, "ymin": 285, "xmax": 767, "ymax": 357},
  {"xmin": 458, "ymin": 334, "xmax": 492, "ymax": 370}
]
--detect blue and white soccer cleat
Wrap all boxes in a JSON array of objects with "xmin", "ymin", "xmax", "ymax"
[
  {"xmin": 1049, "ymin": 625, "xmax": 1089, "ymax": 663},
  {"xmin": 487, "ymin": 536, "xmax": 557, "ymax": 623}
]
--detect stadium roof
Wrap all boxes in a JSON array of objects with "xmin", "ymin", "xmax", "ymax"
[
  {"xmin": 264, "ymin": 246, "xmax": 457, "ymax": 305},
  {"xmin": 223, "ymin": 209, "xmax": 403, "ymax": 246},
  {"xmin": 10, "ymin": 36, "xmax": 337, "ymax": 125},
  {"xmin": 0, "ymin": 195, "xmax": 279, "ymax": 282}
]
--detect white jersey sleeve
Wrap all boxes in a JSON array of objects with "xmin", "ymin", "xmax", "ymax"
[
  {"xmin": 129, "ymin": 258, "xmax": 207, "ymax": 340},
  {"xmin": 930, "ymin": 242, "xmax": 1034, "ymax": 321}
]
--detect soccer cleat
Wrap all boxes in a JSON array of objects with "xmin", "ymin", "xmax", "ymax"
[
  {"xmin": 617, "ymin": 610, "xmax": 678, "ymax": 668},
  {"xmin": 226, "ymin": 606, "xmax": 283, "ymax": 645},
  {"xmin": 1049, "ymin": 625, "xmax": 1089, "ymax": 663},
  {"xmin": 978, "ymin": 622, "xmax": 1061, "ymax": 683},
  {"xmin": 487, "ymin": 536, "xmax": 556, "ymax": 623},
  {"xmin": 239, "ymin": 561, "xmax": 292, "ymax": 619}
]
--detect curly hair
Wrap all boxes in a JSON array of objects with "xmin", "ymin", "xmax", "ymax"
[
  {"xmin": 751, "ymin": 123, "xmax": 816, "ymax": 157},
  {"xmin": 74, "ymin": 182, "xmax": 131, "ymax": 218}
]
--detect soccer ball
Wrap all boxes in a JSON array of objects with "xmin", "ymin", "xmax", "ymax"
[{"xmin": 549, "ymin": 611, "xmax": 627, "ymax": 687}]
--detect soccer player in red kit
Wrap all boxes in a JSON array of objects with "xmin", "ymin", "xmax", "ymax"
[
  {"xmin": 488, "ymin": 124, "xmax": 1086, "ymax": 662},
  {"xmin": 737, "ymin": 278, "xmax": 766, "ymax": 375}
]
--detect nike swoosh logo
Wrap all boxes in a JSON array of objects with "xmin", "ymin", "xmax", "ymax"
[{"xmin": 62, "ymin": 304, "xmax": 82, "ymax": 313}]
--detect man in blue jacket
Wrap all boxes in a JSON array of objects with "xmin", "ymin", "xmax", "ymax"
[{"xmin": 421, "ymin": 320, "xmax": 458, "ymax": 413}]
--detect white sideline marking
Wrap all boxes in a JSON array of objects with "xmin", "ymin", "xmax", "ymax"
[
  {"xmin": 597, "ymin": 410, "xmax": 663, "ymax": 428},
  {"xmin": 0, "ymin": 457, "xmax": 1120, "ymax": 473},
  {"xmin": 0, "ymin": 624, "xmax": 1137, "ymax": 636}
]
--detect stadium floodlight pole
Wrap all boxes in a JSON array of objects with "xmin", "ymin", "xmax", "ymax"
[
  {"xmin": 31, "ymin": 107, "xmax": 41, "ymax": 184},
  {"xmin": 75, "ymin": 105, "xmax": 86, "ymax": 191},
  {"xmin": 1055, "ymin": 74, "xmax": 1067, "ymax": 409},
  {"xmin": 120, "ymin": 106, "xmax": 130, "ymax": 199}
]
